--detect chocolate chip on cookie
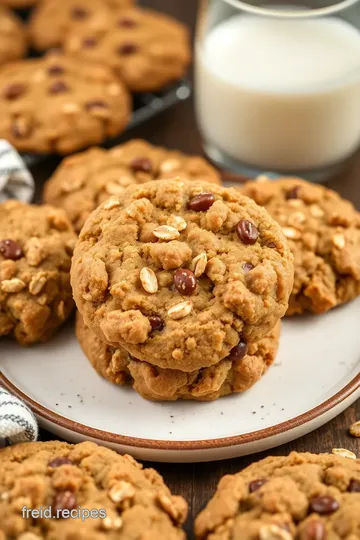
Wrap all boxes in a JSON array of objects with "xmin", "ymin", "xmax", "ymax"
[
  {"xmin": 43, "ymin": 139, "xmax": 221, "ymax": 233},
  {"xmin": 0, "ymin": 56, "xmax": 130, "ymax": 154},
  {"xmin": 76, "ymin": 313, "xmax": 281, "ymax": 401},
  {"xmin": 195, "ymin": 452, "xmax": 360, "ymax": 539},
  {"xmin": 241, "ymin": 177, "xmax": 360, "ymax": 315},
  {"xmin": 71, "ymin": 178, "xmax": 293, "ymax": 371},
  {"xmin": 0, "ymin": 440, "xmax": 187, "ymax": 538},
  {"xmin": 0, "ymin": 200, "xmax": 76, "ymax": 344}
]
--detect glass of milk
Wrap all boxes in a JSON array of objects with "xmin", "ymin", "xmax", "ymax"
[{"xmin": 195, "ymin": 0, "xmax": 360, "ymax": 181}]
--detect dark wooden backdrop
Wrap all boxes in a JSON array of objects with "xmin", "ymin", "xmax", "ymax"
[{"xmin": 34, "ymin": 1, "xmax": 360, "ymax": 537}]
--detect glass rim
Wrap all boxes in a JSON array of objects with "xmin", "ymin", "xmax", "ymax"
[{"xmin": 222, "ymin": 0, "xmax": 359, "ymax": 17}]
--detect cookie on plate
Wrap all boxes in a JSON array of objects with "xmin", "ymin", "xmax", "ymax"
[
  {"xmin": 0, "ymin": 440, "xmax": 187, "ymax": 539},
  {"xmin": 63, "ymin": 7, "xmax": 191, "ymax": 92},
  {"xmin": 29, "ymin": 0, "xmax": 134, "ymax": 51},
  {"xmin": 241, "ymin": 177, "xmax": 360, "ymax": 315},
  {"xmin": 0, "ymin": 200, "xmax": 76, "ymax": 345},
  {"xmin": 71, "ymin": 179, "xmax": 294, "ymax": 371},
  {"xmin": 0, "ymin": 55, "xmax": 131, "ymax": 154},
  {"xmin": 77, "ymin": 313, "xmax": 280, "ymax": 401},
  {"xmin": 195, "ymin": 451, "xmax": 360, "ymax": 539},
  {"xmin": 0, "ymin": 6, "xmax": 27, "ymax": 65},
  {"xmin": 43, "ymin": 139, "xmax": 222, "ymax": 233}
]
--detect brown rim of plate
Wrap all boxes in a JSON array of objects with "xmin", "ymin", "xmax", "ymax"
[{"xmin": 0, "ymin": 372, "xmax": 359, "ymax": 451}]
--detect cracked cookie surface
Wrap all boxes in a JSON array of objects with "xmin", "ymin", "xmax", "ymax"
[
  {"xmin": 0, "ymin": 6, "xmax": 27, "ymax": 66},
  {"xmin": 29, "ymin": 0, "xmax": 134, "ymax": 51},
  {"xmin": 195, "ymin": 451, "xmax": 360, "ymax": 540},
  {"xmin": 43, "ymin": 139, "xmax": 221, "ymax": 233},
  {"xmin": 76, "ymin": 312, "xmax": 280, "ymax": 401},
  {"xmin": 0, "ymin": 440, "xmax": 187, "ymax": 539},
  {"xmin": 71, "ymin": 179, "xmax": 293, "ymax": 371},
  {"xmin": 0, "ymin": 200, "xmax": 75, "ymax": 344},
  {"xmin": 63, "ymin": 6, "xmax": 191, "ymax": 92},
  {"xmin": 0, "ymin": 55, "xmax": 131, "ymax": 154},
  {"xmin": 241, "ymin": 178, "xmax": 360, "ymax": 315}
]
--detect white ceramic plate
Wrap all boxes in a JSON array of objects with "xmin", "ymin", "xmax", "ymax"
[{"xmin": 1, "ymin": 298, "xmax": 360, "ymax": 463}]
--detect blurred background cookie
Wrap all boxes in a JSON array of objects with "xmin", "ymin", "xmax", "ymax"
[
  {"xmin": 0, "ymin": 6, "xmax": 27, "ymax": 65},
  {"xmin": 0, "ymin": 200, "xmax": 75, "ymax": 345},
  {"xmin": 29, "ymin": 0, "xmax": 134, "ymax": 51},
  {"xmin": 0, "ymin": 55, "xmax": 131, "ymax": 154},
  {"xmin": 43, "ymin": 139, "xmax": 221, "ymax": 232},
  {"xmin": 64, "ymin": 7, "xmax": 191, "ymax": 92}
]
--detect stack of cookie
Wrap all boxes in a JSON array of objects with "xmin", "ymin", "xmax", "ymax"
[
  {"xmin": 69, "ymin": 176, "xmax": 294, "ymax": 401},
  {"xmin": 0, "ymin": 1, "xmax": 191, "ymax": 154}
]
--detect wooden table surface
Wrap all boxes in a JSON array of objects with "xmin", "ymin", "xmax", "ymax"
[{"xmin": 33, "ymin": 0, "xmax": 360, "ymax": 537}]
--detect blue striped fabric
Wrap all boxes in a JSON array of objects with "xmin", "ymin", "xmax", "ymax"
[{"xmin": 0, "ymin": 387, "xmax": 38, "ymax": 447}]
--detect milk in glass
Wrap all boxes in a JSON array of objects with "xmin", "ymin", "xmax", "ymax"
[{"xmin": 195, "ymin": 14, "xmax": 360, "ymax": 171}]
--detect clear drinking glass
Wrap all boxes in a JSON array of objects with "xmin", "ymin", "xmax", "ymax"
[{"xmin": 195, "ymin": 0, "xmax": 360, "ymax": 182}]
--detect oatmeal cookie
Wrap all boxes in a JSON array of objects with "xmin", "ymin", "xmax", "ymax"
[
  {"xmin": 0, "ymin": 200, "xmax": 75, "ymax": 345},
  {"xmin": 195, "ymin": 451, "xmax": 360, "ymax": 540},
  {"xmin": 0, "ymin": 440, "xmax": 187, "ymax": 539},
  {"xmin": 0, "ymin": 0, "xmax": 37, "ymax": 7},
  {"xmin": 29, "ymin": 0, "xmax": 134, "ymax": 51},
  {"xmin": 43, "ymin": 139, "xmax": 221, "ymax": 233},
  {"xmin": 76, "ymin": 313, "xmax": 280, "ymax": 401},
  {"xmin": 71, "ymin": 179, "xmax": 293, "ymax": 371},
  {"xmin": 241, "ymin": 177, "xmax": 360, "ymax": 315},
  {"xmin": 64, "ymin": 6, "xmax": 191, "ymax": 92},
  {"xmin": 0, "ymin": 55, "xmax": 131, "ymax": 154},
  {"xmin": 0, "ymin": 6, "xmax": 27, "ymax": 66}
]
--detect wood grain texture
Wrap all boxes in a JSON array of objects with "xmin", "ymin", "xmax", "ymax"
[{"xmin": 34, "ymin": 0, "xmax": 360, "ymax": 537}]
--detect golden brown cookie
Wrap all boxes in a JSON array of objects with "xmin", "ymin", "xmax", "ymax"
[
  {"xmin": 71, "ymin": 178, "xmax": 294, "ymax": 372},
  {"xmin": 63, "ymin": 6, "xmax": 191, "ymax": 92},
  {"xmin": 0, "ymin": 0, "xmax": 36, "ymax": 7},
  {"xmin": 0, "ymin": 55, "xmax": 131, "ymax": 154},
  {"xmin": 0, "ymin": 200, "xmax": 75, "ymax": 345},
  {"xmin": 29, "ymin": 0, "xmax": 134, "ymax": 51},
  {"xmin": 241, "ymin": 177, "xmax": 360, "ymax": 315},
  {"xmin": 0, "ymin": 7, "xmax": 27, "ymax": 65},
  {"xmin": 0, "ymin": 440, "xmax": 187, "ymax": 539},
  {"xmin": 195, "ymin": 451, "xmax": 360, "ymax": 540},
  {"xmin": 43, "ymin": 139, "xmax": 222, "ymax": 233},
  {"xmin": 76, "ymin": 312, "xmax": 280, "ymax": 401}
]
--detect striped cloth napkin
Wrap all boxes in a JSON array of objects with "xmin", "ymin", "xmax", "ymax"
[
  {"xmin": 0, "ymin": 387, "xmax": 38, "ymax": 447},
  {"xmin": 0, "ymin": 140, "xmax": 37, "ymax": 447},
  {"xmin": 0, "ymin": 139, "xmax": 34, "ymax": 203}
]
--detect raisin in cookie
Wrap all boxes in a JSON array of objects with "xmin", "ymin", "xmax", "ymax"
[
  {"xmin": 195, "ymin": 451, "xmax": 360, "ymax": 540},
  {"xmin": 43, "ymin": 139, "xmax": 222, "ymax": 233},
  {"xmin": 77, "ymin": 312, "xmax": 280, "ymax": 401},
  {"xmin": 0, "ymin": 201, "xmax": 75, "ymax": 345},
  {"xmin": 71, "ymin": 179, "xmax": 294, "ymax": 371},
  {"xmin": 0, "ymin": 55, "xmax": 131, "ymax": 154},
  {"xmin": 0, "ymin": 440, "xmax": 187, "ymax": 539},
  {"xmin": 29, "ymin": 0, "xmax": 134, "ymax": 51},
  {"xmin": 0, "ymin": 7, "xmax": 27, "ymax": 66},
  {"xmin": 241, "ymin": 177, "xmax": 360, "ymax": 315},
  {"xmin": 64, "ymin": 6, "xmax": 191, "ymax": 92}
]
